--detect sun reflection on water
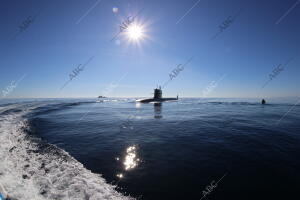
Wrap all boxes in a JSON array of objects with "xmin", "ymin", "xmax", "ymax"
[
  {"xmin": 124, "ymin": 145, "xmax": 139, "ymax": 170},
  {"xmin": 116, "ymin": 173, "xmax": 123, "ymax": 178},
  {"xmin": 116, "ymin": 145, "xmax": 140, "ymax": 179}
]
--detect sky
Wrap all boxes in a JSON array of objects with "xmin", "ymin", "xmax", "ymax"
[{"xmin": 0, "ymin": 0, "xmax": 300, "ymax": 98}]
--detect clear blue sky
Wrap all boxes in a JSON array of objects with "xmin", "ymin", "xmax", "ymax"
[{"xmin": 0, "ymin": 0, "xmax": 299, "ymax": 98}]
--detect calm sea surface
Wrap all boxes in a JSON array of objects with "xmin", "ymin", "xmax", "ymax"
[{"xmin": 0, "ymin": 98, "xmax": 299, "ymax": 200}]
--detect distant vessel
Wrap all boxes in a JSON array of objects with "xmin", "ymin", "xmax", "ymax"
[
  {"xmin": 137, "ymin": 86, "xmax": 178, "ymax": 103},
  {"xmin": 98, "ymin": 96, "xmax": 106, "ymax": 98}
]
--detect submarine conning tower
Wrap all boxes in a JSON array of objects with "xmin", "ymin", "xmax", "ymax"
[{"xmin": 154, "ymin": 86, "xmax": 162, "ymax": 99}]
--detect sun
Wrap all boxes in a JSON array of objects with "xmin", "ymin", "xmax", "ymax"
[{"xmin": 126, "ymin": 24, "xmax": 144, "ymax": 41}]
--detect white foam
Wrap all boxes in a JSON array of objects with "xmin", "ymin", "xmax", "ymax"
[{"xmin": 0, "ymin": 104, "xmax": 133, "ymax": 200}]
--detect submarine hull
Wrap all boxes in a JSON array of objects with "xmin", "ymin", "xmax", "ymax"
[{"xmin": 138, "ymin": 98, "xmax": 178, "ymax": 103}]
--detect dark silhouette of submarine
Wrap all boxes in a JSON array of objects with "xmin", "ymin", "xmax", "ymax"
[{"xmin": 137, "ymin": 86, "xmax": 178, "ymax": 103}]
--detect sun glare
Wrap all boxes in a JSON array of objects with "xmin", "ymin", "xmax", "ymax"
[{"xmin": 126, "ymin": 24, "xmax": 144, "ymax": 41}]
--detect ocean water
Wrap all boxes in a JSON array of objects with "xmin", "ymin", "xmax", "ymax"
[{"xmin": 0, "ymin": 98, "xmax": 300, "ymax": 200}]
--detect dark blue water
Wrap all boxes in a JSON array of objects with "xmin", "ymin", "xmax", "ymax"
[{"xmin": 1, "ymin": 98, "xmax": 300, "ymax": 199}]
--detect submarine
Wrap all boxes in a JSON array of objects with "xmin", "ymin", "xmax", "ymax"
[{"xmin": 137, "ymin": 86, "xmax": 178, "ymax": 103}]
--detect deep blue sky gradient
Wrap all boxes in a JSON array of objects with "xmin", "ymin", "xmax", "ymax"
[{"xmin": 0, "ymin": 0, "xmax": 299, "ymax": 98}]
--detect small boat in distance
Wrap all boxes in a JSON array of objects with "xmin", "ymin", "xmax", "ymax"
[
  {"xmin": 137, "ymin": 86, "xmax": 178, "ymax": 103},
  {"xmin": 98, "ymin": 96, "xmax": 106, "ymax": 98}
]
